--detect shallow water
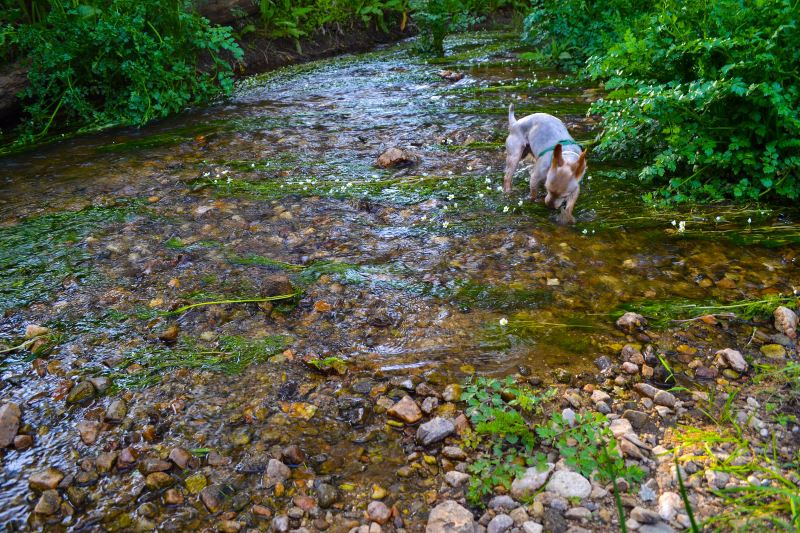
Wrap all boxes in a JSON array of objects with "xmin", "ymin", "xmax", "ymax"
[{"xmin": 0, "ymin": 31, "xmax": 798, "ymax": 529}]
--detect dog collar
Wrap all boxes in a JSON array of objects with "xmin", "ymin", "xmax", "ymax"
[{"xmin": 537, "ymin": 139, "xmax": 581, "ymax": 158}]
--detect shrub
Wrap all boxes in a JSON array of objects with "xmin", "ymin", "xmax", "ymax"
[
  {"xmin": 8, "ymin": 0, "xmax": 242, "ymax": 142},
  {"xmin": 410, "ymin": 0, "xmax": 481, "ymax": 54},
  {"xmin": 588, "ymin": 0, "xmax": 800, "ymax": 203}
]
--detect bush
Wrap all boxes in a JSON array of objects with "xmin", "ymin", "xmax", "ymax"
[
  {"xmin": 7, "ymin": 0, "xmax": 242, "ymax": 142},
  {"xmin": 589, "ymin": 0, "xmax": 800, "ymax": 203}
]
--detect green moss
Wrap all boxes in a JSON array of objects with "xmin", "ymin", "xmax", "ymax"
[
  {"xmin": 0, "ymin": 201, "xmax": 141, "ymax": 311},
  {"xmin": 451, "ymin": 280, "xmax": 553, "ymax": 311}
]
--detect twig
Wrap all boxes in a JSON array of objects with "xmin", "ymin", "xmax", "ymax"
[
  {"xmin": 165, "ymin": 293, "xmax": 299, "ymax": 315},
  {"xmin": 0, "ymin": 336, "xmax": 45, "ymax": 354}
]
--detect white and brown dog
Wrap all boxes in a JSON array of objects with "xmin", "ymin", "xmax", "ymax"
[{"xmin": 502, "ymin": 104, "xmax": 587, "ymax": 224}]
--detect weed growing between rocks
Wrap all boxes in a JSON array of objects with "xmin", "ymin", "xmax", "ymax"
[{"xmin": 460, "ymin": 376, "xmax": 644, "ymax": 506}]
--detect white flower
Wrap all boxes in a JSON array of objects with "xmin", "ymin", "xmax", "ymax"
[
  {"xmin": 582, "ymin": 229, "xmax": 588, "ymax": 234},
  {"xmin": 496, "ymin": 186, "xmax": 503, "ymax": 192},
  {"xmin": 499, "ymin": 317, "xmax": 508, "ymax": 326},
  {"xmin": 503, "ymin": 206, "xmax": 509, "ymax": 213},
  {"xmin": 671, "ymin": 220, "xmax": 677, "ymax": 226},
  {"xmin": 485, "ymin": 177, "xmax": 492, "ymax": 184},
  {"xmin": 467, "ymin": 166, "xmax": 473, "ymax": 171},
  {"xmin": 347, "ymin": 182, "xmax": 353, "ymax": 187},
  {"xmin": 715, "ymin": 216, "xmax": 721, "ymax": 221},
  {"xmin": 448, "ymin": 194, "xmax": 455, "ymax": 200},
  {"xmin": 587, "ymin": 175, "xmax": 592, "ymax": 180},
  {"xmin": 486, "ymin": 186, "xmax": 492, "ymax": 191},
  {"xmin": 226, "ymin": 177, "xmax": 232, "ymax": 184},
  {"xmin": 678, "ymin": 221, "xmax": 686, "ymax": 233},
  {"xmin": 421, "ymin": 215, "xmax": 427, "ymax": 221},
  {"xmin": 443, "ymin": 206, "xmax": 448, "ymax": 211},
  {"xmin": 747, "ymin": 217, "xmax": 752, "ymax": 224},
  {"xmin": 371, "ymin": 174, "xmax": 379, "ymax": 179},
  {"xmin": 517, "ymin": 200, "xmax": 523, "ymax": 206},
  {"xmin": 478, "ymin": 193, "xmax": 485, "ymax": 198},
  {"xmin": 453, "ymin": 203, "xmax": 458, "ymax": 208},
  {"xmin": 443, "ymin": 221, "xmax": 449, "ymax": 228},
  {"xmin": 250, "ymin": 163, "xmax": 255, "ymax": 168},
  {"xmin": 448, "ymin": 171, "xmax": 454, "ymax": 175}
]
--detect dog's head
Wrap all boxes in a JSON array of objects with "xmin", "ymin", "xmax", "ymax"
[{"xmin": 544, "ymin": 144, "xmax": 587, "ymax": 209}]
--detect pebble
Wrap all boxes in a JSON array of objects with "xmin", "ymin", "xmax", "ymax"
[
  {"xmin": 621, "ymin": 362, "xmax": 639, "ymax": 374},
  {"xmin": 145, "ymin": 472, "xmax": 174, "ymax": 490},
  {"xmin": 442, "ymin": 446, "xmax": 467, "ymax": 460},
  {"xmin": 317, "ymin": 483, "xmax": 338, "ymax": 508},
  {"xmin": 417, "ymin": 417, "xmax": 455, "ymax": 445},
  {"xmin": 760, "ymin": 344, "xmax": 786, "ymax": 359},
  {"xmin": 0, "ymin": 402, "xmax": 21, "ymax": 448},
  {"xmin": 445, "ymin": 470, "xmax": 470, "ymax": 487},
  {"xmin": 168, "ymin": 447, "xmax": 192, "ymax": 469},
  {"xmin": 487, "ymin": 514, "xmax": 514, "ymax": 533},
  {"xmin": 562, "ymin": 408, "xmax": 576, "ymax": 426},
  {"xmin": 623, "ymin": 410, "xmax": 649, "ymax": 429},
  {"xmin": 426, "ymin": 501, "xmax": 476, "ymax": 533},
  {"xmin": 565, "ymin": 507, "xmax": 592, "ymax": 520},
  {"xmin": 511, "ymin": 463, "xmax": 554, "ymax": 499},
  {"xmin": 488, "ymin": 495, "xmax": 518, "ymax": 510},
  {"xmin": 199, "ymin": 485, "xmax": 225, "ymax": 513},
  {"xmin": 29, "ymin": 467, "xmax": 65, "ymax": 490},
  {"xmin": 387, "ymin": 396, "xmax": 422, "ymax": 424},
  {"xmin": 591, "ymin": 390, "xmax": 611, "ymax": 403},
  {"xmin": 631, "ymin": 506, "xmax": 660, "ymax": 524},
  {"xmin": 509, "ymin": 506, "xmax": 529, "ymax": 525},
  {"xmin": 14, "ymin": 434, "xmax": 33, "ymax": 450},
  {"xmin": 140, "ymin": 458, "xmax": 172, "ymax": 474},
  {"xmin": 421, "ymin": 396, "xmax": 439, "ymax": 414},
  {"xmin": 282, "ymin": 444, "xmax": 306, "ymax": 465},
  {"xmin": 545, "ymin": 471, "xmax": 591, "ymax": 499},
  {"xmin": 716, "ymin": 348, "xmax": 748, "ymax": 372},
  {"xmin": 272, "ymin": 515, "xmax": 290, "ymax": 532},
  {"xmin": 616, "ymin": 312, "xmax": 646, "ymax": 333},
  {"xmin": 367, "ymin": 501, "xmax": 391, "ymax": 524},
  {"xmin": 443, "ymin": 384, "xmax": 462, "ymax": 402},
  {"xmin": 77, "ymin": 420, "xmax": 100, "ymax": 445},
  {"xmin": 653, "ymin": 390, "xmax": 676, "ymax": 408},
  {"xmin": 66, "ymin": 381, "xmax": 96, "ymax": 404},
  {"xmin": 633, "ymin": 382, "xmax": 659, "ymax": 399},
  {"xmin": 164, "ymin": 488, "xmax": 184, "ymax": 505},
  {"xmin": 105, "ymin": 399, "xmax": 128, "ymax": 423},
  {"xmin": 774, "ymin": 306, "xmax": 798, "ymax": 338},
  {"xmin": 658, "ymin": 492, "xmax": 681, "ymax": 521},
  {"xmin": 96, "ymin": 451, "xmax": 118, "ymax": 473},
  {"xmin": 34, "ymin": 489, "xmax": 61, "ymax": 515},
  {"xmin": 264, "ymin": 459, "xmax": 291, "ymax": 487}
]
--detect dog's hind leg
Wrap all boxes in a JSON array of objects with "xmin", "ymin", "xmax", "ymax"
[{"xmin": 503, "ymin": 137, "xmax": 525, "ymax": 194}]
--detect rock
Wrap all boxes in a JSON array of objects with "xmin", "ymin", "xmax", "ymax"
[
  {"xmin": 565, "ymin": 507, "xmax": 591, "ymax": 520},
  {"xmin": 264, "ymin": 459, "xmax": 291, "ymax": 488},
  {"xmin": 488, "ymin": 495, "xmax": 518, "ymax": 511},
  {"xmin": 426, "ymin": 500, "xmax": 476, "ymax": 533},
  {"xmin": 760, "ymin": 344, "xmax": 786, "ymax": 359},
  {"xmin": 622, "ymin": 410, "xmax": 649, "ymax": 430},
  {"xmin": 594, "ymin": 356, "xmax": 613, "ymax": 371},
  {"xmin": 621, "ymin": 362, "xmax": 639, "ymax": 374},
  {"xmin": 562, "ymin": 408, "xmax": 576, "ymax": 426},
  {"xmin": 96, "ymin": 451, "xmax": 118, "ymax": 473},
  {"xmin": 653, "ymin": 390, "xmax": 676, "ymax": 408},
  {"xmin": 633, "ymin": 382, "xmax": 659, "ymax": 399},
  {"xmin": 184, "ymin": 473, "xmax": 207, "ymax": 494},
  {"xmin": 164, "ymin": 488, "xmax": 184, "ymax": 505},
  {"xmin": 282, "ymin": 444, "xmax": 306, "ymax": 465},
  {"xmin": 388, "ymin": 396, "xmax": 423, "ymax": 424},
  {"xmin": 168, "ymin": 447, "xmax": 192, "ymax": 469},
  {"xmin": 272, "ymin": 515, "xmax": 290, "ymax": 532},
  {"xmin": 66, "ymin": 381, "xmax": 96, "ymax": 404},
  {"xmin": 487, "ymin": 514, "xmax": 514, "ymax": 533},
  {"xmin": 200, "ymin": 485, "xmax": 225, "ymax": 513},
  {"xmin": 34, "ymin": 489, "xmax": 61, "ymax": 515},
  {"xmin": 443, "ymin": 384, "xmax": 462, "ymax": 402},
  {"xmin": 368, "ymin": 501, "xmax": 391, "ymax": 524},
  {"xmin": 621, "ymin": 344, "xmax": 645, "ymax": 364},
  {"xmin": 316, "ymin": 483, "xmax": 338, "ymax": 508},
  {"xmin": 445, "ymin": 470, "xmax": 470, "ymax": 487},
  {"xmin": 105, "ymin": 399, "xmax": 128, "ymax": 423},
  {"xmin": 631, "ymin": 507, "xmax": 660, "ymax": 524},
  {"xmin": 77, "ymin": 421, "xmax": 100, "ymax": 445},
  {"xmin": 140, "ymin": 458, "xmax": 172, "ymax": 474},
  {"xmin": 87, "ymin": 376, "xmax": 111, "ymax": 393},
  {"xmin": 417, "ymin": 417, "xmax": 455, "ymax": 446},
  {"xmin": 591, "ymin": 390, "xmax": 611, "ymax": 404},
  {"xmin": 376, "ymin": 147, "xmax": 418, "ymax": 169},
  {"xmin": 25, "ymin": 324, "xmax": 50, "ymax": 338},
  {"xmin": 774, "ymin": 306, "xmax": 798, "ymax": 338},
  {"xmin": 509, "ymin": 507, "xmax": 529, "ymax": 525},
  {"xmin": 521, "ymin": 522, "xmax": 543, "ymax": 533},
  {"xmin": 511, "ymin": 464, "xmax": 554, "ymax": 499},
  {"xmin": 705, "ymin": 469, "xmax": 730, "ymax": 489},
  {"xmin": 29, "ymin": 468, "xmax": 65, "ymax": 490},
  {"xmin": 0, "ymin": 402, "xmax": 22, "ymax": 447},
  {"xmin": 658, "ymin": 492, "xmax": 681, "ymax": 521},
  {"xmin": 14, "ymin": 434, "xmax": 33, "ymax": 450},
  {"xmin": 616, "ymin": 312, "xmax": 646, "ymax": 333},
  {"xmin": 438, "ymin": 70, "xmax": 465, "ymax": 82},
  {"xmin": 716, "ymin": 348, "xmax": 748, "ymax": 373},
  {"xmin": 145, "ymin": 472, "xmax": 174, "ymax": 490},
  {"xmin": 545, "ymin": 471, "xmax": 591, "ymax": 499},
  {"xmin": 639, "ymin": 523, "xmax": 676, "ymax": 533},
  {"xmin": 442, "ymin": 446, "xmax": 467, "ymax": 460}
]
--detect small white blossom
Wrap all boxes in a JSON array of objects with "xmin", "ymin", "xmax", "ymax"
[
  {"xmin": 671, "ymin": 220, "xmax": 677, "ymax": 226},
  {"xmin": 467, "ymin": 166, "xmax": 473, "ymax": 171},
  {"xmin": 582, "ymin": 229, "xmax": 588, "ymax": 234},
  {"xmin": 485, "ymin": 177, "xmax": 492, "ymax": 184},
  {"xmin": 443, "ymin": 221, "xmax": 449, "ymax": 228},
  {"xmin": 478, "ymin": 193, "xmax": 485, "ymax": 198},
  {"xmin": 715, "ymin": 216, "xmax": 721, "ymax": 221},
  {"xmin": 499, "ymin": 318, "xmax": 508, "ymax": 326},
  {"xmin": 453, "ymin": 203, "xmax": 458, "ymax": 208},
  {"xmin": 448, "ymin": 194, "xmax": 455, "ymax": 200},
  {"xmin": 503, "ymin": 206, "xmax": 510, "ymax": 213},
  {"xmin": 517, "ymin": 200, "xmax": 523, "ymax": 206},
  {"xmin": 448, "ymin": 171, "xmax": 454, "ymax": 176},
  {"xmin": 496, "ymin": 186, "xmax": 503, "ymax": 192},
  {"xmin": 678, "ymin": 221, "xmax": 686, "ymax": 233},
  {"xmin": 747, "ymin": 217, "xmax": 752, "ymax": 224},
  {"xmin": 421, "ymin": 215, "xmax": 427, "ymax": 221},
  {"xmin": 226, "ymin": 177, "xmax": 232, "ymax": 184}
]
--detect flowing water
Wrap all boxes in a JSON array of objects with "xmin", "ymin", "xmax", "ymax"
[{"xmin": 0, "ymin": 31, "xmax": 798, "ymax": 530}]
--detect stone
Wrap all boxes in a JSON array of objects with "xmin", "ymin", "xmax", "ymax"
[
  {"xmin": 521, "ymin": 522, "xmax": 543, "ymax": 533},
  {"xmin": 184, "ymin": 473, "xmax": 207, "ymax": 494},
  {"xmin": 565, "ymin": 507, "xmax": 591, "ymax": 520},
  {"xmin": 367, "ymin": 501, "xmax": 391, "ymax": 524},
  {"xmin": 96, "ymin": 452, "xmax": 118, "ymax": 473},
  {"xmin": 34, "ymin": 489, "xmax": 61, "ymax": 515},
  {"xmin": 140, "ymin": 458, "xmax": 172, "ymax": 474},
  {"xmin": 200, "ymin": 485, "xmax": 225, "ymax": 513},
  {"xmin": 168, "ymin": 447, "xmax": 192, "ymax": 469},
  {"xmin": 509, "ymin": 507, "xmax": 529, "ymax": 525},
  {"xmin": 66, "ymin": 381, "xmax": 96, "ymax": 404},
  {"xmin": 622, "ymin": 410, "xmax": 649, "ymax": 429},
  {"xmin": 631, "ymin": 507, "xmax": 660, "ymax": 524},
  {"xmin": 716, "ymin": 348, "xmax": 748, "ymax": 373},
  {"xmin": 282, "ymin": 444, "xmax": 306, "ymax": 465},
  {"xmin": 442, "ymin": 446, "xmax": 467, "ymax": 460},
  {"xmin": 657, "ymin": 492, "xmax": 681, "ymax": 521},
  {"xmin": 272, "ymin": 515, "xmax": 290, "ymax": 532},
  {"xmin": 264, "ymin": 459, "xmax": 291, "ymax": 487},
  {"xmin": 77, "ymin": 420, "xmax": 100, "ymax": 445},
  {"xmin": 633, "ymin": 382, "xmax": 659, "ymax": 399},
  {"xmin": 105, "ymin": 399, "xmax": 128, "ymax": 423},
  {"xmin": 591, "ymin": 390, "xmax": 611, "ymax": 404},
  {"xmin": 376, "ymin": 147, "xmax": 418, "ymax": 169},
  {"xmin": 421, "ymin": 396, "xmax": 439, "ymax": 414},
  {"xmin": 511, "ymin": 463, "xmax": 554, "ymax": 499},
  {"xmin": 25, "ymin": 324, "xmax": 50, "ymax": 338},
  {"xmin": 443, "ymin": 384, "xmax": 462, "ymax": 402},
  {"xmin": 774, "ymin": 306, "xmax": 798, "ymax": 339},
  {"xmin": 145, "ymin": 472, "xmax": 174, "ymax": 490},
  {"xmin": 705, "ymin": 469, "xmax": 730, "ymax": 489},
  {"xmin": 388, "ymin": 396, "xmax": 423, "ymax": 424},
  {"xmin": 164, "ymin": 488, "xmax": 184, "ymax": 505},
  {"xmin": 0, "ymin": 402, "xmax": 22, "ymax": 447},
  {"xmin": 29, "ymin": 467, "xmax": 65, "ymax": 490},
  {"xmin": 487, "ymin": 514, "xmax": 514, "ymax": 533},
  {"xmin": 562, "ymin": 408, "xmax": 576, "ymax": 426},
  {"xmin": 621, "ymin": 362, "xmax": 639, "ymax": 374},
  {"xmin": 445, "ymin": 470, "xmax": 470, "ymax": 487},
  {"xmin": 417, "ymin": 417, "xmax": 455, "ymax": 446},
  {"xmin": 653, "ymin": 390, "xmax": 676, "ymax": 408},
  {"xmin": 639, "ymin": 523, "xmax": 676, "ymax": 533},
  {"xmin": 594, "ymin": 356, "xmax": 613, "ymax": 371},
  {"xmin": 488, "ymin": 495, "xmax": 518, "ymax": 511},
  {"xmin": 426, "ymin": 500, "xmax": 476, "ymax": 533},
  {"xmin": 545, "ymin": 471, "xmax": 591, "ymax": 499},
  {"xmin": 616, "ymin": 312, "xmax": 646, "ymax": 333},
  {"xmin": 316, "ymin": 483, "xmax": 338, "ymax": 508},
  {"xmin": 760, "ymin": 344, "xmax": 786, "ymax": 359},
  {"xmin": 14, "ymin": 434, "xmax": 33, "ymax": 450}
]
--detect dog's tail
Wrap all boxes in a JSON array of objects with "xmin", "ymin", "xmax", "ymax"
[{"xmin": 508, "ymin": 103, "xmax": 517, "ymax": 129}]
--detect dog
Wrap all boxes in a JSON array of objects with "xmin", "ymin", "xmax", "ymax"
[{"xmin": 502, "ymin": 104, "xmax": 587, "ymax": 224}]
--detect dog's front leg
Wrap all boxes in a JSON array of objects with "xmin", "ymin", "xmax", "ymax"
[
  {"xmin": 562, "ymin": 187, "xmax": 580, "ymax": 224},
  {"xmin": 503, "ymin": 139, "xmax": 524, "ymax": 194},
  {"xmin": 528, "ymin": 165, "xmax": 545, "ymax": 201}
]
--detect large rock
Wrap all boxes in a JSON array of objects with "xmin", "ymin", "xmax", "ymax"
[
  {"xmin": 367, "ymin": 501, "xmax": 391, "ymax": 524},
  {"xmin": 545, "ymin": 471, "xmax": 591, "ymax": 499},
  {"xmin": 716, "ymin": 348, "xmax": 748, "ymax": 373},
  {"xmin": 487, "ymin": 514, "xmax": 514, "ymax": 533},
  {"xmin": 77, "ymin": 420, "xmax": 100, "ymax": 445},
  {"xmin": 376, "ymin": 147, "xmax": 419, "ymax": 168},
  {"xmin": 33, "ymin": 489, "xmax": 61, "ymax": 515},
  {"xmin": 426, "ymin": 500, "xmax": 475, "ymax": 533},
  {"xmin": 417, "ymin": 417, "xmax": 455, "ymax": 446},
  {"xmin": 387, "ymin": 396, "xmax": 422, "ymax": 424},
  {"xmin": 105, "ymin": 399, "xmax": 128, "ymax": 423},
  {"xmin": 66, "ymin": 381, "xmax": 96, "ymax": 404},
  {"xmin": 774, "ymin": 306, "xmax": 798, "ymax": 339},
  {"xmin": 29, "ymin": 468, "xmax": 65, "ymax": 490},
  {"xmin": 316, "ymin": 483, "xmax": 338, "ymax": 508},
  {"xmin": 0, "ymin": 402, "xmax": 21, "ymax": 448},
  {"xmin": 263, "ymin": 459, "xmax": 291, "ymax": 487},
  {"xmin": 658, "ymin": 492, "xmax": 682, "ymax": 521},
  {"xmin": 511, "ymin": 463, "xmax": 554, "ymax": 499}
]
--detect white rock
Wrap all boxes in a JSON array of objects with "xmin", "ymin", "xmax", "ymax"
[
  {"xmin": 545, "ymin": 471, "xmax": 591, "ymax": 499},
  {"xmin": 591, "ymin": 390, "xmax": 611, "ymax": 404},
  {"xmin": 426, "ymin": 500, "xmax": 476, "ymax": 533},
  {"xmin": 487, "ymin": 514, "xmax": 513, "ymax": 533},
  {"xmin": 774, "ymin": 306, "xmax": 798, "ymax": 338},
  {"xmin": 658, "ymin": 492, "xmax": 682, "ymax": 521},
  {"xmin": 445, "ymin": 471, "xmax": 470, "ymax": 487},
  {"xmin": 716, "ymin": 348, "xmax": 748, "ymax": 372},
  {"xmin": 510, "ymin": 463, "xmax": 554, "ymax": 499},
  {"xmin": 521, "ymin": 521, "xmax": 543, "ymax": 533}
]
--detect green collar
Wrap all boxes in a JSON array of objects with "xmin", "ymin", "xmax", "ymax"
[{"xmin": 537, "ymin": 139, "xmax": 581, "ymax": 158}]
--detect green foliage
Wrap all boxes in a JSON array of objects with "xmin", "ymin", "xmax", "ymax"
[
  {"xmin": 460, "ymin": 376, "xmax": 643, "ymax": 506},
  {"xmin": 410, "ymin": 0, "xmax": 482, "ymax": 54},
  {"xmin": 0, "ymin": 201, "xmax": 139, "ymax": 312},
  {"xmin": 6, "ymin": 0, "xmax": 242, "ymax": 143}
]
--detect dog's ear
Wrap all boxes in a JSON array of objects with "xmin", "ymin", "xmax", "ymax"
[
  {"xmin": 552, "ymin": 143, "xmax": 564, "ymax": 167},
  {"xmin": 574, "ymin": 149, "xmax": 587, "ymax": 180}
]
